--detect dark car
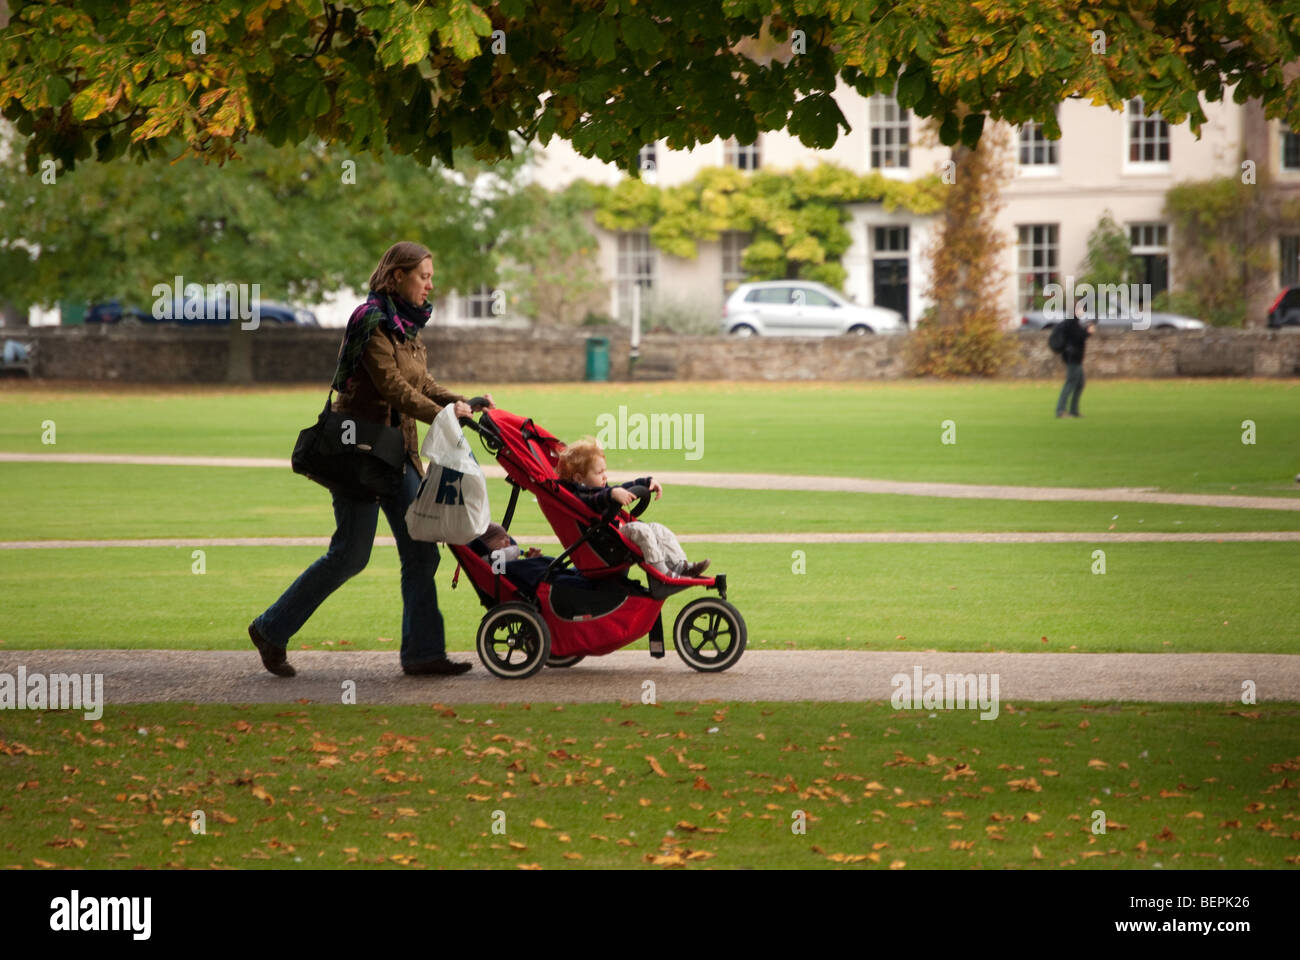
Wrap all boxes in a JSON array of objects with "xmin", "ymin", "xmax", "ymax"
[
  {"xmin": 85, "ymin": 301, "xmax": 152, "ymax": 324},
  {"xmin": 1267, "ymin": 287, "xmax": 1300, "ymax": 327},
  {"xmin": 85, "ymin": 297, "xmax": 318, "ymax": 327}
]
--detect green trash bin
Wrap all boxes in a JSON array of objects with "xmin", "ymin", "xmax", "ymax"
[
  {"xmin": 60, "ymin": 301, "xmax": 87, "ymax": 325},
  {"xmin": 585, "ymin": 336, "xmax": 610, "ymax": 382}
]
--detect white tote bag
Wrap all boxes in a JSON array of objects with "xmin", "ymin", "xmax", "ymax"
[{"xmin": 405, "ymin": 404, "xmax": 491, "ymax": 543}]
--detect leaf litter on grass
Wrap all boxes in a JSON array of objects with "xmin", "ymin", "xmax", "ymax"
[{"xmin": 1, "ymin": 701, "xmax": 1297, "ymax": 870}]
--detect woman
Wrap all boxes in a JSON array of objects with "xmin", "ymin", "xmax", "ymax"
[{"xmin": 249, "ymin": 241, "xmax": 493, "ymax": 676}]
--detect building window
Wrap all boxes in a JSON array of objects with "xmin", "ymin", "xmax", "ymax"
[
  {"xmin": 1127, "ymin": 97, "xmax": 1169, "ymax": 164},
  {"xmin": 1017, "ymin": 224, "xmax": 1059, "ymax": 312},
  {"xmin": 1018, "ymin": 111, "xmax": 1059, "ymax": 166},
  {"xmin": 1282, "ymin": 129, "xmax": 1300, "ymax": 171},
  {"xmin": 869, "ymin": 93, "xmax": 910, "ymax": 169},
  {"xmin": 1282, "ymin": 235, "xmax": 1300, "ymax": 288},
  {"xmin": 616, "ymin": 231, "xmax": 656, "ymax": 318},
  {"xmin": 721, "ymin": 231, "xmax": 750, "ymax": 295},
  {"xmin": 461, "ymin": 285, "xmax": 502, "ymax": 320},
  {"xmin": 873, "ymin": 226, "xmax": 909, "ymax": 254},
  {"xmin": 1130, "ymin": 223, "xmax": 1170, "ymax": 297},
  {"xmin": 724, "ymin": 137, "xmax": 761, "ymax": 171}
]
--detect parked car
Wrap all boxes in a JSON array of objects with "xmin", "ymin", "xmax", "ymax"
[
  {"xmin": 721, "ymin": 281, "xmax": 906, "ymax": 336},
  {"xmin": 85, "ymin": 297, "xmax": 318, "ymax": 327},
  {"xmin": 1019, "ymin": 306, "xmax": 1205, "ymax": 330},
  {"xmin": 85, "ymin": 301, "xmax": 152, "ymax": 324},
  {"xmin": 1267, "ymin": 287, "xmax": 1300, "ymax": 327}
]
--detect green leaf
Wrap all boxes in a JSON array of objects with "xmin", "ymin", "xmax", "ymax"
[
  {"xmin": 621, "ymin": 17, "xmax": 663, "ymax": 54},
  {"xmin": 938, "ymin": 112, "xmax": 959, "ymax": 146},
  {"xmin": 44, "ymin": 75, "xmax": 72, "ymax": 108},
  {"xmin": 305, "ymin": 84, "xmax": 331, "ymax": 119},
  {"xmin": 896, "ymin": 67, "xmax": 925, "ymax": 109},
  {"xmin": 789, "ymin": 93, "xmax": 846, "ymax": 150},
  {"xmin": 591, "ymin": 18, "xmax": 617, "ymax": 63},
  {"xmin": 959, "ymin": 112, "xmax": 985, "ymax": 149}
]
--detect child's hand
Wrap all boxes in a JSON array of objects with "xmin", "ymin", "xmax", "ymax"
[
  {"xmin": 648, "ymin": 478, "xmax": 663, "ymax": 499},
  {"xmin": 611, "ymin": 488, "xmax": 636, "ymax": 506},
  {"xmin": 524, "ymin": 547, "xmax": 542, "ymax": 559}
]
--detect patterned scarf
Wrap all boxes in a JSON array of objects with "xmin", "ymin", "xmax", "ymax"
[{"xmin": 331, "ymin": 290, "xmax": 433, "ymax": 392}]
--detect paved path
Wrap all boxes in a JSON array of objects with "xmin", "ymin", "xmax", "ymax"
[
  {"xmin": 2, "ymin": 650, "xmax": 1295, "ymax": 705},
  {"xmin": 4, "ymin": 531, "xmax": 1299, "ymax": 550},
  {"xmin": 6, "ymin": 452, "xmax": 1298, "ymax": 511}
]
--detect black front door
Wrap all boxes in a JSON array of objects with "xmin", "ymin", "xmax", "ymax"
[{"xmin": 873, "ymin": 258, "xmax": 909, "ymax": 324}]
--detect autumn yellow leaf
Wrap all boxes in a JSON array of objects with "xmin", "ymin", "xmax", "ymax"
[
  {"xmin": 646, "ymin": 755, "xmax": 668, "ymax": 777},
  {"xmin": 889, "ymin": 860, "xmax": 906, "ymax": 870},
  {"xmin": 530, "ymin": 818, "xmax": 552, "ymax": 829},
  {"xmin": 251, "ymin": 785, "xmax": 274, "ymax": 805}
]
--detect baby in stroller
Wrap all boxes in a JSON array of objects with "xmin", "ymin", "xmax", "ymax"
[
  {"xmin": 470, "ymin": 522, "xmax": 601, "ymax": 594},
  {"xmin": 556, "ymin": 436, "xmax": 710, "ymax": 579}
]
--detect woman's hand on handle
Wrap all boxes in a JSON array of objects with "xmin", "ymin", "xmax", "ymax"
[{"xmin": 453, "ymin": 400, "xmax": 473, "ymax": 419}]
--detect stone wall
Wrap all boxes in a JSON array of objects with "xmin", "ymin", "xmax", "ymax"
[{"xmin": 11, "ymin": 324, "xmax": 1300, "ymax": 382}]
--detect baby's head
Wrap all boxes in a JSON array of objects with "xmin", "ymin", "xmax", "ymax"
[
  {"xmin": 557, "ymin": 436, "xmax": 607, "ymax": 487},
  {"xmin": 480, "ymin": 522, "xmax": 511, "ymax": 552}
]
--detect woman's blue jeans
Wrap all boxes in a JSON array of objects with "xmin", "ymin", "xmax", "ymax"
[{"xmin": 252, "ymin": 463, "xmax": 447, "ymax": 667}]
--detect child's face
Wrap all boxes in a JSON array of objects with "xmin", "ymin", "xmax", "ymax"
[
  {"xmin": 579, "ymin": 455, "xmax": 608, "ymax": 488},
  {"xmin": 484, "ymin": 529, "xmax": 510, "ymax": 550}
]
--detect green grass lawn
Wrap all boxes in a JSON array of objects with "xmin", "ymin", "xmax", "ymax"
[
  {"xmin": 2, "ymin": 463, "xmax": 1297, "ymax": 541},
  {"xmin": 3, "ymin": 542, "xmax": 1295, "ymax": 652},
  {"xmin": 3, "ymin": 380, "xmax": 1298, "ymax": 496},
  {"xmin": 2, "ymin": 701, "xmax": 1295, "ymax": 870}
]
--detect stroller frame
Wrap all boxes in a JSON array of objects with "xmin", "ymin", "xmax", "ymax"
[{"xmin": 448, "ymin": 408, "xmax": 747, "ymax": 679}]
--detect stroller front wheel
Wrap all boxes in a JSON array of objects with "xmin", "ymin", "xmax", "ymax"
[
  {"xmin": 476, "ymin": 602, "xmax": 552, "ymax": 679},
  {"xmin": 673, "ymin": 598, "xmax": 746, "ymax": 673}
]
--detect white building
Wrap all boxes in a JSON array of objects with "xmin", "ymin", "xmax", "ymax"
[{"xmin": 468, "ymin": 80, "xmax": 1298, "ymax": 330}]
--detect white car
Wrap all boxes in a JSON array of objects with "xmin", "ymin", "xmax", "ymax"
[{"xmin": 721, "ymin": 281, "xmax": 906, "ymax": 336}]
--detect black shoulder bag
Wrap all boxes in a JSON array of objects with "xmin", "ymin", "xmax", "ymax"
[{"xmin": 291, "ymin": 391, "xmax": 407, "ymax": 502}]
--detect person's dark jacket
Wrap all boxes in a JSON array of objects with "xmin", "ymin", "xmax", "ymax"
[
  {"xmin": 1059, "ymin": 316, "xmax": 1090, "ymax": 365},
  {"xmin": 559, "ymin": 476, "xmax": 653, "ymax": 513}
]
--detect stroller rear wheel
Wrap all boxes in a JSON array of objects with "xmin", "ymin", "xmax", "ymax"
[
  {"xmin": 546, "ymin": 653, "xmax": 586, "ymax": 668},
  {"xmin": 476, "ymin": 603, "xmax": 551, "ymax": 679},
  {"xmin": 673, "ymin": 598, "xmax": 746, "ymax": 673}
]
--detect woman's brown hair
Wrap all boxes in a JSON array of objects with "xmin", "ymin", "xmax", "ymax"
[{"xmin": 369, "ymin": 241, "xmax": 433, "ymax": 294}]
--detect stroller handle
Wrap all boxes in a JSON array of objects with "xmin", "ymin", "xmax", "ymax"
[{"xmin": 602, "ymin": 484, "xmax": 652, "ymax": 521}]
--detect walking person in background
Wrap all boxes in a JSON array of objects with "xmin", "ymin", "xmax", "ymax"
[
  {"xmin": 1056, "ymin": 302, "xmax": 1094, "ymax": 419},
  {"xmin": 248, "ymin": 241, "xmax": 493, "ymax": 677}
]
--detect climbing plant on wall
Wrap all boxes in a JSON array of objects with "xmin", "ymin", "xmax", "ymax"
[{"xmin": 587, "ymin": 163, "xmax": 945, "ymax": 291}]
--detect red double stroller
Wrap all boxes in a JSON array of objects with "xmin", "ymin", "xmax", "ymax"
[{"xmin": 448, "ymin": 409, "xmax": 746, "ymax": 679}]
